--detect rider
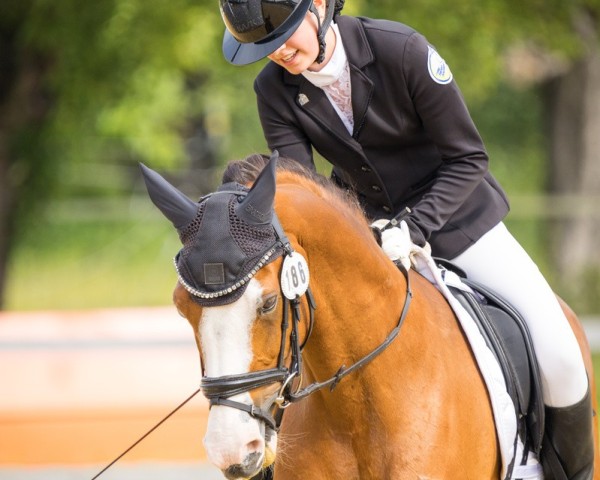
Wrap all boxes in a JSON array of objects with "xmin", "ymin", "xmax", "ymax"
[{"xmin": 218, "ymin": 0, "xmax": 594, "ymax": 477}]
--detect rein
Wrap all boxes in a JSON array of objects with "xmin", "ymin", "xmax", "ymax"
[
  {"xmin": 285, "ymin": 208, "xmax": 416, "ymax": 401},
  {"xmin": 91, "ymin": 387, "xmax": 202, "ymax": 479},
  {"xmin": 288, "ymin": 262, "xmax": 412, "ymax": 402},
  {"xmin": 200, "ymin": 256, "xmax": 413, "ymax": 429},
  {"xmin": 89, "ymin": 262, "xmax": 411, "ymax": 478}
]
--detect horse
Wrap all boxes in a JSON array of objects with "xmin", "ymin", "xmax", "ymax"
[{"xmin": 141, "ymin": 153, "xmax": 599, "ymax": 480}]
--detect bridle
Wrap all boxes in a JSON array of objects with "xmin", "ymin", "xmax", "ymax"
[
  {"xmin": 200, "ymin": 213, "xmax": 316, "ymax": 430},
  {"xmin": 93, "ymin": 161, "xmax": 413, "ymax": 479},
  {"xmin": 199, "ymin": 214, "xmax": 413, "ymax": 431},
  {"xmin": 90, "ymin": 214, "xmax": 413, "ymax": 480}
]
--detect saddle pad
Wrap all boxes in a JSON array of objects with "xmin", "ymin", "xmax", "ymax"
[{"xmin": 410, "ymin": 247, "xmax": 543, "ymax": 480}]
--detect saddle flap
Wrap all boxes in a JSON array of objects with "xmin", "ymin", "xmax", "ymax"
[
  {"xmin": 448, "ymin": 281, "xmax": 545, "ymax": 455},
  {"xmin": 483, "ymin": 304, "xmax": 531, "ymax": 415}
]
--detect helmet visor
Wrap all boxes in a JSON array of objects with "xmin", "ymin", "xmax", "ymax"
[
  {"xmin": 221, "ymin": 0, "xmax": 300, "ymax": 44},
  {"xmin": 221, "ymin": 0, "xmax": 313, "ymax": 65}
]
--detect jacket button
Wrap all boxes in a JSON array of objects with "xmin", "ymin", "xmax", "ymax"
[
  {"xmin": 361, "ymin": 165, "xmax": 371, "ymax": 172},
  {"xmin": 383, "ymin": 206, "xmax": 392, "ymax": 213},
  {"xmin": 371, "ymin": 185, "xmax": 381, "ymax": 192}
]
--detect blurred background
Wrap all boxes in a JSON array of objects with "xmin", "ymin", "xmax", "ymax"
[{"xmin": 1, "ymin": 0, "xmax": 599, "ymax": 478}]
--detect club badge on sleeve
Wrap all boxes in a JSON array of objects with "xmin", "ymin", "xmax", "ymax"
[{"xmin": 427, "ymin": 46, "xmax": 453, "ymax": 85}]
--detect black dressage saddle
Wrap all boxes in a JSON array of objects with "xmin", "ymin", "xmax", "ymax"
[{"xmin": 436, "ymin": 258, "xmax": 545, "ymax": 477}]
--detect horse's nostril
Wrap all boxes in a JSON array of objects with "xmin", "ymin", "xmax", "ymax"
[
  {"xmin": 245, "ymin": 450, "xmax": 263, "ymax": 469},
  {"xmin": 223, "ymin": 464, "xmax": 246, "ymax": 480},
  {"xmin": 224, "ymin": 451, "xmax": 263, "ymax": 479}
]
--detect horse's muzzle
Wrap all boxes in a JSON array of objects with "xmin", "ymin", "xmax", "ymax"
[{"xmin": 223, "ymin": 451, "xmax": 263, "ymax": 480}]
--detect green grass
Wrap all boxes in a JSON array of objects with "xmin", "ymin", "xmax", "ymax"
[
  {"xmin": 3, "ymin": 193, "xmax": 594, "ymax": 315},
  {"xmin": 594, "ymin": 354, "xmax": 600, "ymax": 402},
  {"xmin": 6, "ymin": 200, "xmax": 180, "ymax": 311}
]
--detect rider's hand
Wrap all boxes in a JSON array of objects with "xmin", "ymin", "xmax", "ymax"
[
  {"xmin": 371, "ymin": 219, "xmax": 432, "ymax": 270},
  {"xmin": 371, "ymin": 219, "xmax": 413, "ymax": 270}
]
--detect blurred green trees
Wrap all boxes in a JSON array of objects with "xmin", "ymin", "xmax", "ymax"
[
  {"xmin": 1, "ymin": 0, "xmax": 599, "ymax": 310},
  {"xmin": 0, "ymin": 0, "xmax": 262, "ymax": 307}
]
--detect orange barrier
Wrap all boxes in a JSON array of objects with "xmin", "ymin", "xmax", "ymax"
[{"xmin": 0, "ymin": 307, "xmax": 210, "ymax": 466}]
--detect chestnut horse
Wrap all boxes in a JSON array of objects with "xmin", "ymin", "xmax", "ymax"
[{"xmin": 142, "ymin": 155, "xmax": 599, "ymax": 480}]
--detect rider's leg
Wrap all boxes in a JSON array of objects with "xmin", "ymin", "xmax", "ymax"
[
  {"xmin": 451, "ymin": 222, "xmax": 587, "ymax": 406},
  {"xmin": 450, "ymin": 222, "xmax": 594, "ymax": 479}
]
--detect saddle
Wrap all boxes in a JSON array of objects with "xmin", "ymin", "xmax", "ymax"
[{"xmin": 435, "ymin": 259, "xmax": 545, "ymax": 476}]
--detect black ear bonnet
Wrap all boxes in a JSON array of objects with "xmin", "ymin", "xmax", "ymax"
[{"xmin": 141, "ymin": 155, "xmax": 285, "ymax": 306}]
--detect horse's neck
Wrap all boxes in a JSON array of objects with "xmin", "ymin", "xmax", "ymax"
[
  {"xmin": 274, "ymin": 182, "xmax": 500, "ymax": 477},
  {"xmin": 278, "ymin": 187, "xmax": 411, "ymax": 400},
  {"xmin": 297, "ymin": 238, "xmax": 418, "ymax": 443}
]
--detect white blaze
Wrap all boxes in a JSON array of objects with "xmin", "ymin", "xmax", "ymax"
[{"xmin": 200, "ymin": 280, "xmax": 266, "ymax": 471}]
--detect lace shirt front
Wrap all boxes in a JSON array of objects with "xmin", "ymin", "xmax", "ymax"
[
  {"xmin": 321, "ymin": 63, "xmax": 353, "ymax": 134},
  {"xmin": 302, "ymin": 23, "xmax": 354, "ymax": 134}
]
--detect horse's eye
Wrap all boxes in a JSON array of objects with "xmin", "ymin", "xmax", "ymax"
[{"xmin": 260, "ymin": 294, "xmax": 278, "ymax": 315}]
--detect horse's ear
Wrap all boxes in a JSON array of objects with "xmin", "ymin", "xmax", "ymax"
[
  {"xmin": 235, "ymin": 151, "xmax": 278, "ymax": 226},
  {"xmin": 140, "ymin": 163, "xmax": 198, "ymax": 231}
]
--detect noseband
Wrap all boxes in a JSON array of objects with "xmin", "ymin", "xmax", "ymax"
[{"xmin": 199, "ymin": 216, "xmax": 413, "ymax": 432}]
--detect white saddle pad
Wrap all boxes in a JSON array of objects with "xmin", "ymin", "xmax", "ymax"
[{"xmin": 410, "ymin": 247, "xmax": 543, "ymax": 480}]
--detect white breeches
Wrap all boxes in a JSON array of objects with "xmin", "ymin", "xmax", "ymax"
[{"xmin": 451, "ymin": 222, "xmax": 588, "ymax": 407}]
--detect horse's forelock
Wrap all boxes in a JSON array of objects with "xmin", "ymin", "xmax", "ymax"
[
  {"xmin": 222, "ymin": 153, "xmax": 365, "ymax": 221},
  {"xmin": 221, "ymin": 153, "xmax": 313, "ymax": 185},
  {"xmin": 221, "ymin": 153, "xmax": 271, "ymax": 185}
]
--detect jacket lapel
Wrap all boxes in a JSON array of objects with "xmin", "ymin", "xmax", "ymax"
[
  {"xmin": 281, "ymin": 16, "xmax": 376, "ymax": 146},
  {"xmin": 349, "ymin": 65, "xmax": 373, "ymax": 137},
  {"xmin": 338, "ymin": 16, "xmax": 374, "ymax": 137},
  {"xmin": 296, "ymin": 79, "xmax": 351, "ymax": 141}
]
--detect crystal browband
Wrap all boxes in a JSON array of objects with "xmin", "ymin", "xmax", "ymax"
[{"xmin": 174, "ymin": 246, "xmax": 279, "ymax": 300}]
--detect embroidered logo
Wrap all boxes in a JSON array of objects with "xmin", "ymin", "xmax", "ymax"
[{"xmin": 427, "ymin": 46, "xmax": 453, "ymax": 85}]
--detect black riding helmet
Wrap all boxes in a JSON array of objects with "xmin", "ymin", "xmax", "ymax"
[{"xmin": 220, "ymin": 0, "xmax": 341, "ymax": 65}]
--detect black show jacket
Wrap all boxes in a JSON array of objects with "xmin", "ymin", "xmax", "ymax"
[{"xmin": 254, "ymin": 15, "xmax": 509, "ymax": 259}]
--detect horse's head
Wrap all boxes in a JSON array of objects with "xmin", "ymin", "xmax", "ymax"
[{"xmin": 141, "ymin": 154, "xmax": 313, "ymax": 479}]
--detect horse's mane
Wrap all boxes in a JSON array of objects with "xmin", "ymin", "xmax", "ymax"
[{"xmin": 222, "ymin": 153, "xmax": 366, "ymax": 221}]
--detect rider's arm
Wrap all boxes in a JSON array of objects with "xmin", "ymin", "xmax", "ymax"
[{"xmin": 255, "ymin": 67, "xmax": 316, "ymax": 170}]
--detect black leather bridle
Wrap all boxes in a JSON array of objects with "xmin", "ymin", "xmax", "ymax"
[{"xmin": 200, "ymin": 216, "xmax": 413, "ymax": 431}]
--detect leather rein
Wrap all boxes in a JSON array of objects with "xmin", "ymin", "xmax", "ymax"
[{"xmin": 200, "ymin": 216, "xmax": 413, "ymax": 431}]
